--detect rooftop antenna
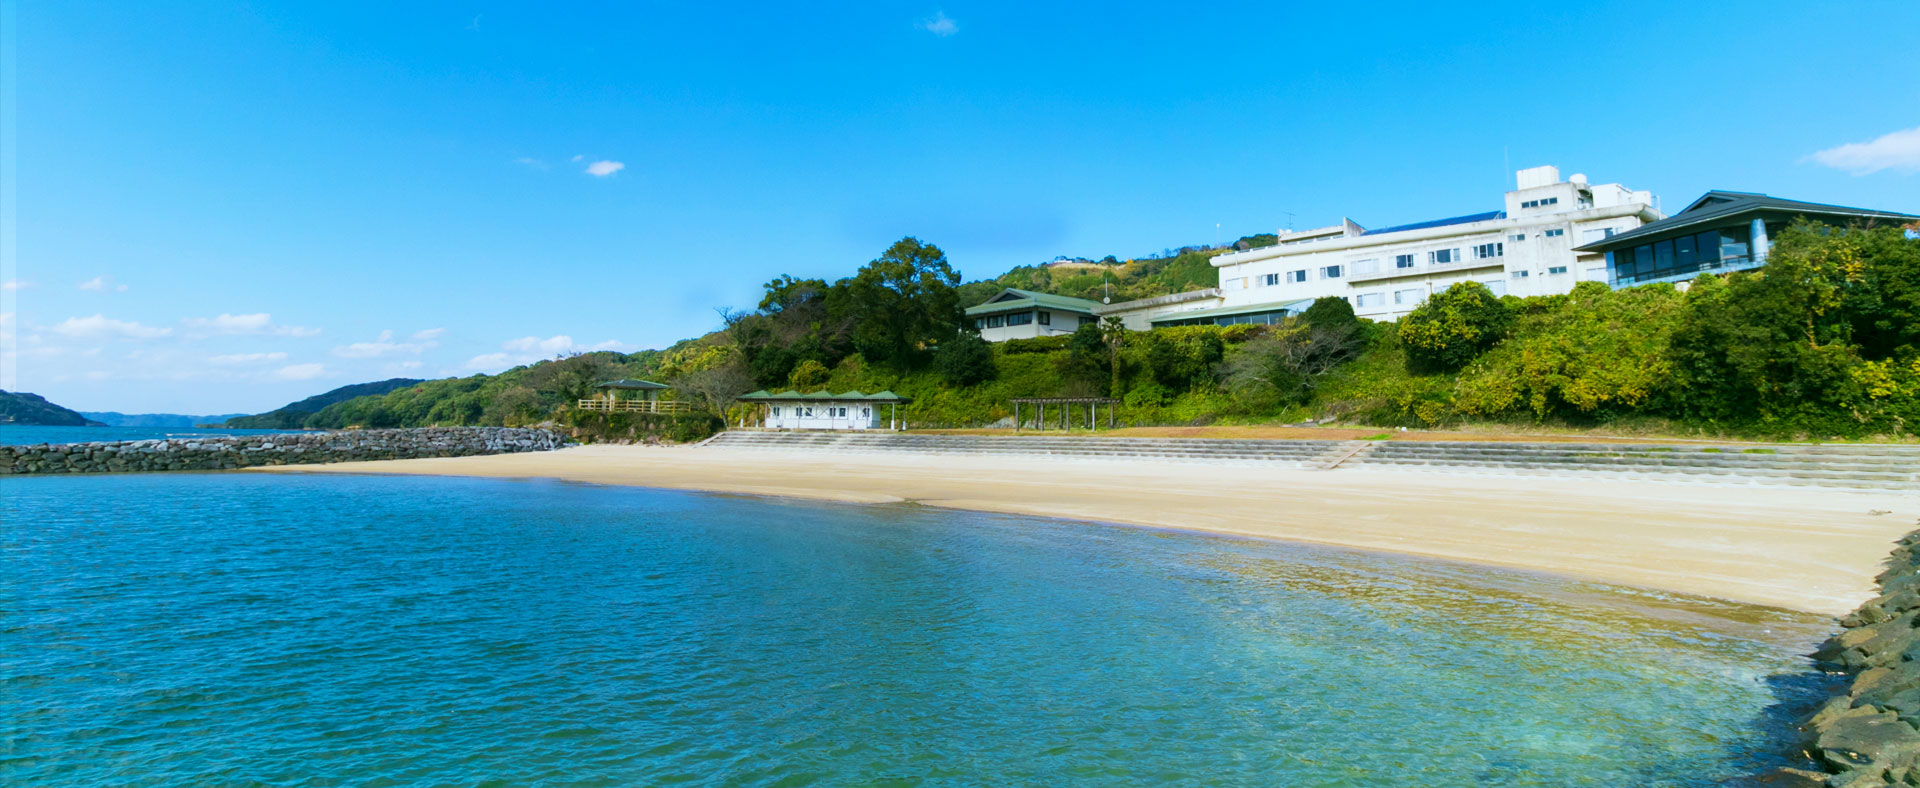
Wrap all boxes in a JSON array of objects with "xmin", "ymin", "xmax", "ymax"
[{"xmin": 1280, "ymin": 211, "xmax": 1296, "ymax": 232}]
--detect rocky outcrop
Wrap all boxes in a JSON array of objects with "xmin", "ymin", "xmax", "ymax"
[
  {"xmin": 0, "ymin": 427, "xmax": 567, "ymax": 475},
  {"xmin": 1780, "ymin": 530, "xmax": 1920, "ymax": 786}
]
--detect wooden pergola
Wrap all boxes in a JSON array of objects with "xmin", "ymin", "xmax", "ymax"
[
  {"xmin": 579, "ymin": 379, "xmax": 690, "ymax": 414},
  {"xmin": 1011, "ymin": 397, "xmax": 1120, "ymax": 432}
]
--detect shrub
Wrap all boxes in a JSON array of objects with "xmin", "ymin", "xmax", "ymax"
[
  {"xmin": 1399, "ymin": 281, "xmax": 1512, "ymax": 373},
  {"xmin": 999, "ymin": 335, "xmax": 1071, "ymax": 354},
  {"xmin": 934, "ymin": 332, "xmax": 996, "ymax": 386},
  {"xmin": 788, "ymin": 359, "xmax": 830, "ymax": 389}
]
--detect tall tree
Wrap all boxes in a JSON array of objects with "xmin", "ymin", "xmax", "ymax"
[{"xmin": 836, "ymin": 237, "xmax": 964, "ymax": 365}]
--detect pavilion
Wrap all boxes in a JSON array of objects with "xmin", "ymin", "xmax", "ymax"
[{"xmin": 737, "ymin": 390, "xmax": 912, "ymax": 430}]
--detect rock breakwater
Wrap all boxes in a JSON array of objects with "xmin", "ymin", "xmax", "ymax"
[
  {"xmin": 0, "ymin": 427, "xmax": 567, "ymax": 475},
  {"xmin": 1777, "ymin": 529, "xmax": 1920, "ymax": 786}
]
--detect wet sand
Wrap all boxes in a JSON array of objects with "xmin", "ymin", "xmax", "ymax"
[{"xmin": 256, "ymin": 444, "xmax": 1920, "ymax": 616}]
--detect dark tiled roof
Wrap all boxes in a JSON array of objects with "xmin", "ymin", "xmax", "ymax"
[
  {"xmin": 1362, "ymin": 210, "xmax": 1507, "ymax": 236},
  {"xmin": 1575, "ymin": 191, "xmax": 1917, "ymax": 252}
]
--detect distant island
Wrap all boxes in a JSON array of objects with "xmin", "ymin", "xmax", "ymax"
[
  {"xmin": 82, "ymin": 411, "xmax": 251, "ymax": 428},
  {"xmin": 0, "ymin": 390, "xmax": 106, "ymax": 426},
  {"xmin": 222, "ymin": 378, "xmax": 424, "ymax": 429}
]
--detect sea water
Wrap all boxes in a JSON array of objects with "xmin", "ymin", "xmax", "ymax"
[
  {"xmin": 1, "ymin": 473, "xmax": 1834, "ymax": 786},
  {"xmin": 0, "ymin": 425, "xmax": 302, "ymax": 446}
]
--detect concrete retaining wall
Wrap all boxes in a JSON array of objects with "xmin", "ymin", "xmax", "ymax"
[{"xmin": 0, "ymin": 427, "xmax": 568, "ymax": 475}]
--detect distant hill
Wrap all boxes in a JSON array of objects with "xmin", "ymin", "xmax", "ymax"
[
  {"xmin": 223, "ymin": 378, "xmax": 425, "ymax": 429},
  {"xmin": 82, "ymin": 411, "xmax": 250, "ymax": 428},
  {"xmin": 1, "ymin": 390, "xmax": 105, "ymax": 426}
]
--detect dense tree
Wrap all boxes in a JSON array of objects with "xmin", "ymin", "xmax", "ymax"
[
  {"xmin": 934, "ymin": 332, "xmax": 996, "ymax": 386},
  {"xmin": 1399, "ymin": 282, "xmax": 1512, "ymax": 373},
  {"xmin": 837, "ymin": 237, "xmax": 965, "ymax": 365}
]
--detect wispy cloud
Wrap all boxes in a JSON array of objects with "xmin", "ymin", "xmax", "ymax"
[
  {"xmin": 512, "ymin": 156, "xmax": 548, "ymax": 170},
  {"xmin": 209, "ymin": 351, "xmax": 288, "ymax": 365},
  {"xmin": 50, "ymin": 314, "xmax": 173, "ymax": 340},
  {"xmin": 1, "ymin": 279, "xmax": 30, "ymax": 292},
  {"xmin": 77, "ymin": 275, "xmax": 128, "ymax": 292},
  {"xmin": 465, "ymin": 335, "xmax": 633, "ymax": 371},
  {"xmin": 331, "ymin": 328, "xmax": 442, "ymax": 358},
  {"xmin": 571, "ymin": 154, "xmax": 584, "ymax": 162},
  {"xmin": 182, "ymin": 312, "xmax": 321, "ymax": 337},
  {"xmin": 1810, "ymin": 126, "xmax": 1920, "ymax": 175},
  {"xmin": 273, "ymin": 363, "xmax": 327, "ymax": 381},
  {"xmin": 918, "ymin": 10, "xmax": 958, "ymax": 36},
  {"xmin": 584, "ymin": 160, "xmax": 625, "ymax": 177}
]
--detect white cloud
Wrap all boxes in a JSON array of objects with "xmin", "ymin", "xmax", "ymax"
[
  {"xmin": 50, "ymin": 314, "xmax": 173, "ymax": 340},
  {"xmin": 918, "ymin": 10, "xmax": 958, "ymax": 36},
  {"xmin": 330, "ymin": 328, "xmax": 441, "ymax": 358},
  {"xmin": 512, "ymin": 156, "xmax": 547, "ymax": 170},
  {"xmin": 571, "ymin": 154, "xmax": 584, "ymax": 162},
  {"xmin": 182, "ymin": 312, "xmax": 321, "ymax": 337},
  {"xmin": 1, "ymin": 279, "xmax": 30, "ymax": 291},
  {"xmin": 209, "ymin": 351, "xmax": 288, "ymax": 365},
  {"xmin": 1810, "ymin": 126, "xmax": 1920, "ymax": 175},
  {"xmin": 584, "ymin": 160, "xmax": 625, "ymax": 177},
  {"xmin": 78, "ymin": 276, "xmax": 106, "ymax": 291},
  {"xmin": 464, "ymin": 335, "xmax": 633, "ymax": 372},
  {"xmin": 273, "ymin": 363, "xmax": 327, "ymax": 381}
]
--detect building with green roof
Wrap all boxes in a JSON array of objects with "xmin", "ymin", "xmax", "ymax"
[
  {"xmin": 737, "ymin": 390, "xmax": 912, "ymax": 430},
  {"xmin": 964, "ymin": 288, "xmax": 1101, "ymax": 342}
]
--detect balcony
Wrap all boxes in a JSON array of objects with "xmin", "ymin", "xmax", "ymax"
[
  {"xmin": 1610, "ymin": 255, "xmax": 1766, "ymax": 288},
  {"xmin": 1347, "ymin": 258, "xmax": 1504, "ymax": 284}
]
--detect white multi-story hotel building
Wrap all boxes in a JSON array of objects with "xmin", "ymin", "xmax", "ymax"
[{"xmin": 1103, "ymin": 166, "xmax": 1661, "ymax": 326}]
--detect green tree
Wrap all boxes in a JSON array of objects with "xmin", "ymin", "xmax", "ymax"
[
  {"xmin": 934, "ymin": 332, "xmax": 996, "ymax": 386},
  {"xmin": 788, "ymin": 359, "xmax": 830, "ymax": 389},
  {"xmin": 835, "ymin": 237, "xmax": 964, "ymax": 365},
  {"xmin": 1399, "ymin": 282, "xmax": 1511, "ymax": 373}
]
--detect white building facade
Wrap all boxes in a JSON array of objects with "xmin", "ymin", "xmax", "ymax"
[
  {"xmin": 738, "ymin": 390, "xmax": 910, "ymax": 430},
  {"xmin": 1200, "ymin": 166, "xmax": 1661, "ymax": 322}
]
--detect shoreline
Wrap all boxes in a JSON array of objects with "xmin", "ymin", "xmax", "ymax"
[{"xmin": 253, "ymin": 444, "xmax": 1920, "ymax": 616}]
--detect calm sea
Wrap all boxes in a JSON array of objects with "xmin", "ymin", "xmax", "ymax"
[
  {"xmin": 0, "ymin": 425, "xmax": 304, "ymax": 446},
  {"xmin": 1, "ymin": 473, "xmax": 1833, "ymax": 786}
]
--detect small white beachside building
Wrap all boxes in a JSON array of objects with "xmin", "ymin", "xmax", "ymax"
[{"xmin": 737, "ymin": 390, "xmax": 913, "ymax": 431}]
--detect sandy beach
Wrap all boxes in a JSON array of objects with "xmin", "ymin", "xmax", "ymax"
[{"xmin": 259, "ymin": 444, "xmax": 1920, "ymax": 616}]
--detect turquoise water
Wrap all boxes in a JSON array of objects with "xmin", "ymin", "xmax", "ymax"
[
  {"xmin": 2, "ymin": 473, "xmax": 1832, "ymax": 786},
  {"xmin": 0, "ymin": 424, "xmax": 303, "ymax": 446}
]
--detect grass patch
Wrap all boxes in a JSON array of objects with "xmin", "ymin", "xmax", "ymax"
[
  {"xmin": 1702, "ymin": 448, "xmax": 1722, "ymax": 453},
  {"xmin": 1742, "ymin": 448, "xmax": 1776, "ymax": 454},
  {"xmin": 1360, "ymin": 433, "xmax": 1394, "ymax": 441}
]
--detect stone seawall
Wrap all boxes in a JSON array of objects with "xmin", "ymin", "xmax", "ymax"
[
  {"xmin": 0, "ymin": 427, "xmax": 568, "ymax": 475},
  {"xmin": 1777, "ymin": 528, "xmax": 1920, "ymax": 786}
]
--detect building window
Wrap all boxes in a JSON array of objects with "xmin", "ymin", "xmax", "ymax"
[
  {"xmin": 772, "ymin": 407, "xmax": 781, "ymax": 417},
  {"xmin": 1394, "ymin": 288, "xmax": 1423, "ymax": 305},
  {"xmin": 1513, "ymin": 270, "xmax": 1529, "ymax": 278},
  {"xmin": 1260, "ymin": 273, "xmax": 1280, "ymax": 286},
  {"xmin": 1394, "ymin": 254, "xmax": 1415, "ymax": 269},
  {"xmin": 1320, "ymin": 265, "xmax": 1343, "ymax": 279},
  {"xmin": 1351, "ymin": 259, "xmax": 1379, "ymax": 274},
  {"xmin": 1430, "ymin": 248, "xmax": 1460, "ymax": 265},
  {"xmin": 1355, "ymin": 292, "xmax": 1385, "ymax": 308},
  {"xmin": 985, "ymin": 315, "xmax": 1006, "ymax": 328},
  {"xmin": 1007, "ymin": 312, "xmax": 1034, "ymax": 326},
  {"xmin": 1287, "ymin": 269, "xmax": 1307, "ymax": 283},
  {"xmin": 1482, "ymin": 279, "xmax": 1507, "ymax": 296},
  {"xmin": 1548, "ymin": 266, "xmax": 1568, "ymax": 275},
  {"xmin": 1582, "ymin": 227, "xmax": 1616, "ymax": 243},
  {"xmin": 1473, "ymin": 242, "xmax": 1504, "ymax": 259},
  {"xmin": 1510, "ymin": 233, "xmax": 1526, "ymax": 242},
  {"xmin": 1037, "ymin": 311, "xmax": 1051, "ymax": 326},
  {"xmin": 1079, "ymin": 316, "xmax": 1097, "ymax": 327},
  {"xmin": 1543, "ymin": 228, "xmax": 1565, "ymax": 238}
]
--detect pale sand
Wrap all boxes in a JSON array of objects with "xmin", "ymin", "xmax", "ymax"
[{"xmin": 256, "ymin": 445, "xmax": 1920, "ymax": 615}]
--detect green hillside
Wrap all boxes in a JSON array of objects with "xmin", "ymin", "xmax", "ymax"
[
  {"xmin": 1, "ymin": 391, "xmax": 104, "ymax": 426},
  {"xmin": 223, "ymin": 378, "xmax": 426, "ymax": 428},
  {"xmin": 285, "ymin": 223, "xmax": 1920, "ymax": 442}
]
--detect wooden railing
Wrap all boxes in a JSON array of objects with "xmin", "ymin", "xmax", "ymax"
[{"xmin": 576, "ymin": 399, "xmax": 695, "ymax": 414}]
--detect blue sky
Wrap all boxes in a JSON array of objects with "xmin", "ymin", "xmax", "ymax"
[{"xmin": 3, "ymin": 1, "xmax": 1917, "ymax": 413}]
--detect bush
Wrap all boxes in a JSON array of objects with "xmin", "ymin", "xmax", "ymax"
[
  {"xmin": 1399, "ymin": 281, "xmax": 1512, "ymax": 373},
  {"xmin": 934, "ymin": 333, "xmax": 996, "ymax": 386},
  {"xmin": 788, "ymin": 359, "xmax": 830, "ymax": 389},
  {"xmin": 999, "ymin": 335, "xmax": 1071, "ymax": 354}
]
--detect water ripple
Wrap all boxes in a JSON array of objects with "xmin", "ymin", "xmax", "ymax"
[{"xmin": 2, "ymin": 473, "xmax": 1831, "ymax": 786}]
